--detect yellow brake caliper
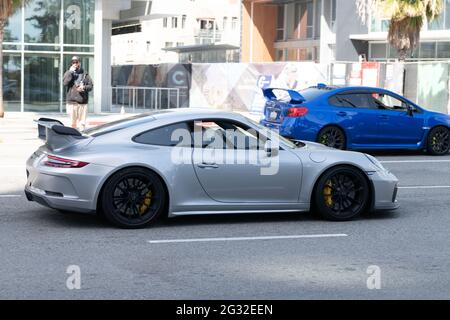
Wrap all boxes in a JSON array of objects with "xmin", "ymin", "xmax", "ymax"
[
  {"xmin": 139, "ymin": 190, "xmax": 153, "ymax": 215},
  {"xmin": 323, "ymin": 180, "xmax": 333, "ymax": 207}
]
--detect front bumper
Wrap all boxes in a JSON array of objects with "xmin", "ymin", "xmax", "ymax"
[{"xmin": 369, "ymin": 170, "xmax": 400, "ymax": 211}]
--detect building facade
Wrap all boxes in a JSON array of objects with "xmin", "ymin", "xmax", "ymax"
[
  {"xmin": 242, "ymin": 0, "xmax": 450, "ymax": 63},
  {"xmin": 2, "ymin": 0, "xmax": 140, "ymax": 113},
  {"xmin": 111, "ymin": 0, "xmax": 241, "ymax": 65}
]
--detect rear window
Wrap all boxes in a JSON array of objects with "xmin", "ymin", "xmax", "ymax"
[
  {"xmin": 84, "ymin": 114, "xmax": 155, "ymax": 137},
  {"xmin": 298, "ymin": 88, "xmax": 325, "ymax": 102}
]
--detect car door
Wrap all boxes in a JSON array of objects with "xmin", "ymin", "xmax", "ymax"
[
  {"xmin": 191, "ymin": 119, "xmax": 302, "ymax": 203},
  {"xmin": 328, "ymin": 91, "xmax": 380, "ymax": 145},
  {"xmin": 370, "ymin": 91, "xmax": 426, "ymax": 145}
]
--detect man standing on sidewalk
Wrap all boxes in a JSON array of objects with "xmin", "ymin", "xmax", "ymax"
[{"xmin": 63, "ymin": 56, "xmax": 93, "ymax": 131}]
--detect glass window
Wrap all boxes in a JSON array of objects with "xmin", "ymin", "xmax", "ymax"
[
  {"xmin": 370, "ymin": 43, "xmax": 387, "ymax": 59},
  {"xmin": 172, "ymin": 17, "xmax": 178, "ymax": 28},
  {"xmin": 437, "ymin": 42, "xmax": 450, "ymax": 58},
  {"xmin": 331, "ymin": 0, "xmax": 337, "ymax": 31},
  {"xmin": 24, "ymin": 54, "xmax": 60, "ymax": 112},
  {"xmin": 231, "ymin": 17, "xmax": 238, "ymax": 30},
  {"xmin": 2, "ymin": 54, "xmax": 21, "ymax": 112},
  {"xmin": 329, "ymin": 93, "xmax": 374, "ymax": 109},
  {"xmin": 63, "ymin": 0, "xmax": 95, "ymax": 45},
  {"xmin": 182, "ymin": 15, "xmax": 187, "ymax": 29},
  {"xmin": 134, "ymin": 122, "xmax": 192, "ymax": 147},
  {"xmin": 163, "ymin": 17, "xmax": 168, "ymax": 28},
  {"xmin": 275, "ymin": 49, "xmax": 285, "ymax": 61},
  {"xmin": 222, "ymin": 16, "xmax": 227, "ymax": 30},
  {"xmin": 193, "ymin": 120, "xmax": 261, "ymax": 150},
  {"xmin": 24, "ymin": 0, "xmax": 61, "ymax": 44},
  {"xmin": 420, "ymin": 42, "xmax": 436, "ymax": 58},
  {"xmin": 306, "ymin": 1, "xmax": 314, "ymax": 39},
  {"xmin": 314, "ymin": 0, "xmax": 321, "ymax": 38},
  {"xmin": 4, "ymin": 8, "xmax": 22, "ymax": 42},
  {"xmin": 276, "ymin": 5, "xmax": 284, "ymax": 40},
  {"xmin": 446, "ymin": 0, "xmax": 450, "ymax": 29},
  {"xmin": 372, "ymin": 92, "xmax": 408, "ymax": 111}
]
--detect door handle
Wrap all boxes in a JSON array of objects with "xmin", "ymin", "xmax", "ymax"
[
  {"xmin": 197, "ymin": 163, "xmax": 219, "ymax": 169},
  {"xmin": 337, "ymin": 111, "xmax": 347, "ymax": 116},
  {"xmin": 378, "ymin": 115, "xmax": 389, "ymax": 119}
]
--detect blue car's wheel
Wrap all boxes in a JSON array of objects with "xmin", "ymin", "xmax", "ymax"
[
  {"xmin": 427, "ymin": 126, "xmax": 450, "ymax": 156},
  {"xmin": 317, "ymin": 126, "xmax": 346, "ymax": 150}
]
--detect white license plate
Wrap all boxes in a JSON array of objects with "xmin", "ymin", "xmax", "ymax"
[{"xmin": 269, "ymin": 111, "xmax": 278, "ymax": 120}]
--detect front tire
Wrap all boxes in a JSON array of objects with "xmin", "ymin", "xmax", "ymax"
[
  {"xmin": 101, "ymin": 167, "xmax": 166, "ymax": 228},
  {"xmin": 313, "ymin": 166, "xmax": 369, "ymax": 221},
  {"xmin": 427, "ymin": 126, "xmax": 450, "ymax": 155},
  {"xmin": 317, "ymin": 126, "xmax": 346, "ymax": 150}
]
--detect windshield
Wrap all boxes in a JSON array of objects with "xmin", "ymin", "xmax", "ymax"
[{"xmin": 247, "ymin": 118, "xmax": 303, "ymax": 149}]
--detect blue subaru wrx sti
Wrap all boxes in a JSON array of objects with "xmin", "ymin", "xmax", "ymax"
[{"xmin": 260, "ymin": 84, "xmax": 450, "ymax": 155}]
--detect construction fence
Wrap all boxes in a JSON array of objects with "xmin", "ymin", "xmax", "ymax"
[{"xmin": 111, "ymin": 61, "xmax": 450, "ymax": 116}]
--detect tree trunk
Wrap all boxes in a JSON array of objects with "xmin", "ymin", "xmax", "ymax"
[{"xmin": 0, "ymin": 20, "xmax": 4, "ymax": 118}]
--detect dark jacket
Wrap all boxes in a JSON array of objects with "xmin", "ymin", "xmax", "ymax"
[{"xmin": 63, "ymin": 68, "xmax": 93, "ymax": 104}]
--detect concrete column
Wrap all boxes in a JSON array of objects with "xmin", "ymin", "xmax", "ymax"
[{"xmin": 94, "ymin": 0, "xmax": 112, "ymax": 113}]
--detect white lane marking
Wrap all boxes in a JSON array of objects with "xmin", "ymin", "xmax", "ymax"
[
  {"xmin": 148, "ymin": 233, "xmax": 348, "ymax": 244},
  {"xmin": 0, "ymin": 195, "xmax": 22, "ymax": 198},
  {"xmin": 398, "ymin": 186, "xmax": 450, "ymax": 189},
  {"xmin": 381, "ymin": 160, "xmax": 450, "ymax": 163}
]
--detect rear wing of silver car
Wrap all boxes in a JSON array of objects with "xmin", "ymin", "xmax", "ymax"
[
  {"xmin": 36, "ymin": 118, "xmax": 87, "ymax": 151},
  {"xmin": 262, "ymin": 88, "xmax": 306, "ymax": 104}
]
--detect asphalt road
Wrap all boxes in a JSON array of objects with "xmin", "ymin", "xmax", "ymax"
[{"xmin": 1, "ymin": 118, "xmax": 450, "ymax": 299}]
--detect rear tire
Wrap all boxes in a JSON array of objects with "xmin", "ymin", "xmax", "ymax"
[
  {"xmin": 317, "ymin": 126, "xmax": 346, "ymax": 150},
  {"xmin": 427, "ymin": 126, "xmax": 450, "ymax": 155},
  {"xmin": 101, "ymin": 167, "xmax": 166, "ymax": 229},
  {"xmin": 313, "ymin": 166, "xmax": 369, "ymax": 221}
]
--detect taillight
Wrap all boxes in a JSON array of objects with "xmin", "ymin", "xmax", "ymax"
[
  {"xmin": 44, "ymin": 155, "xmax": 89, "ymax": 168},
  {"xmin": 287, "ymin": 107, "xmax": 309, "ymax": 117}
]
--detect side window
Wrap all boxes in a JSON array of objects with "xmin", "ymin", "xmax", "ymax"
[
  {"xmin": 193, "ymin": 120, "xmax": 262, "ymax": 150},
  {"xmin": 371, "ymin": 92, "xmax": 408, "ymax": 112},
  {"xmin": 134, "ymin": 122, "xmax": 192, "ymax": 147},
  {"xmin": 329, "ymin": 93, "xmax": 374, "ymax": 109}
]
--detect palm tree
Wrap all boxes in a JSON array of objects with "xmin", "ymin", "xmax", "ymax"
[
  {"xmin": 357, "ymin": 0, "xmax": 444, "ymax": 60},
  {"xmin": 0, "ymin": 0, "xmax": 27, "ymax": 118}
]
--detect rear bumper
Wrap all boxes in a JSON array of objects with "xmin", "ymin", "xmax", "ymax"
[
  {"xmin": 25, "ymin": 151, "xmax": 113, "ymax": 214},
  {"xmin": 25, "ymin": 186, "xmax": 96, "ymax": 214}
]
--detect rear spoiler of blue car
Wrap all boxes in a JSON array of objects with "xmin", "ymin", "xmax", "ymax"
[{"xmin": 262, "ymin": 88, "xmax": 306, "ymax": 104}]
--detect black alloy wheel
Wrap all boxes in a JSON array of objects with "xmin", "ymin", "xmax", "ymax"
[
  {"xmin": 427, "ymin": 126, "xmax": 450, "ymax": 155},
  {"xmin": 101, "ymin": 168, "xmax": 166, "ymax": 228},
  {"xmin": 317, "ymin": 126, "xmax": 346, "ymax": 150},
  {"xmin": 314, "ymin": 166, "xmax": 369, "ymax": 221}
]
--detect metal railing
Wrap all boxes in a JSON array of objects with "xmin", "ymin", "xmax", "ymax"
[{"xmin": 111, "ymin": 86, "xmax": 181, "ymax": 112}]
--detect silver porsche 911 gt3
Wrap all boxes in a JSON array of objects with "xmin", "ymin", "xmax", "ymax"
[{"xmin": 25, "ymin": 109, "xmax": 399, "ymax": 228}]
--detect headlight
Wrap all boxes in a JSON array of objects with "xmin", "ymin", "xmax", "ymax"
[{"xmin": 365, "ymin": 154, "xmax": 386, "ymax": 171}]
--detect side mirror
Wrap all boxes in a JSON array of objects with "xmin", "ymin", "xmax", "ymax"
[
  {"xmin": 264, "ymin": 140, "xmax": 279, "ymax": 157},
  {"xmin": 406, "ymin": 105, "xmax": 414, "ymax": 117}
]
